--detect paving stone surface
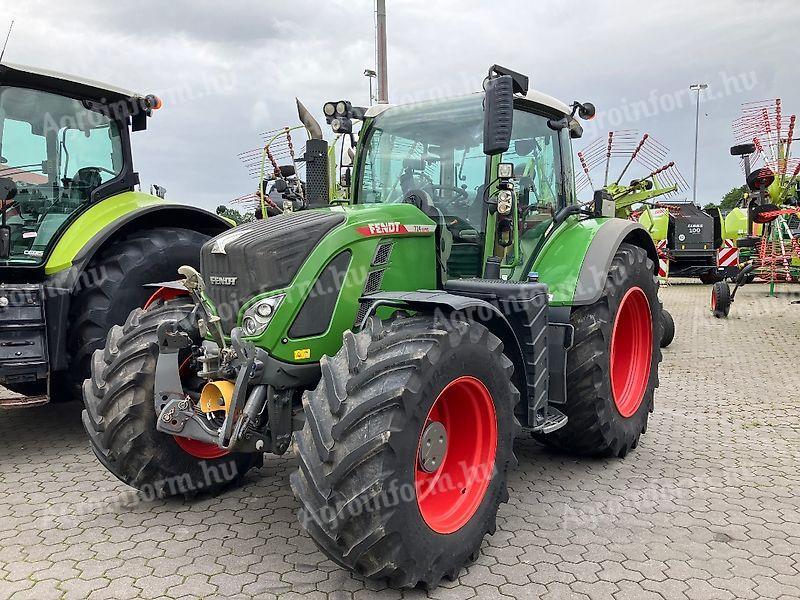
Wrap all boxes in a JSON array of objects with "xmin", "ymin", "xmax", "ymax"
[{"xmin": 0, "ymin": 282, "xmax": 798, "ymax": 599}]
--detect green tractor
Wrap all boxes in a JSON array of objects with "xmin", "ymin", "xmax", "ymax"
[
  {"xmin": 83, "ymin": 65, "xmax": 664, "ymax": 587},
  {"xmin": 0, "ymin": 63, "xmax": 230, "ymax": 406}
]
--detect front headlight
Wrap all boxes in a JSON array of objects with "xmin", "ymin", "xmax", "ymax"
[{"xmin": 241, "ymin": 294, "xmax": 284, "ymax": 337}]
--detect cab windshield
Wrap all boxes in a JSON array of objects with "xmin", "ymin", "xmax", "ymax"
[
  {"xmin": 0, "ymin": 86, "xmax": 124, "ymax": 264},
  {"xmin": 358, "ymin": 95, "xmax": 488, "ymax": 232},
  {"xmin": 357, "ymin": 94, "xmax": 571, "ymax": 276}
]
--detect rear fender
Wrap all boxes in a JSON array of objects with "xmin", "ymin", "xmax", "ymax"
[
  {"xmin": 573, "ymin": 220, "xmax": 658, "ymax": 306},
  {"xmin": 532, "ymin": 217, "xmax": 658, "ymax": 307}
]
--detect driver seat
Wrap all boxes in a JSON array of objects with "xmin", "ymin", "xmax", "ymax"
[{"xmin": 69, "ymin": 167, "xmax": 103, "ymax": 203}]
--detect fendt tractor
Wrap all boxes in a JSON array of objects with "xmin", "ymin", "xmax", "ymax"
[
  {"xmin": 83, "ymin": 65, "xmax": 664, "ymax": 587},
  {"xmin": 0, "ymin": 63, "xmax": 230, "ymax": 406}
]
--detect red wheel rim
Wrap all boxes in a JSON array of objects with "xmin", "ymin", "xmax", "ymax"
[
  {"xmin": 415, "ymin": 376, "xmax": 497, "ymax": 534},
  {"xmin": 610, "ymin": 287, "xmax": 653, "ymax": 418},
  {"xmin": 173, "ymin": 436, "xmax": 229, "ymax": 459},
  {"xmin": 171, "ymin": 356, "xmax": 229, "ymax": 459},
  {"xmin": 711, "ymin": 289, "xmax": 716, "ymax": 312}
]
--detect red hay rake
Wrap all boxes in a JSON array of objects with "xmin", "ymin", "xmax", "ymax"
[
  {"xmin": 576, "ymin": 130, "xmax": 688, "ymax": 198},
  {"xmin": 731, "ymin": 99, "xmax": 800, "ymax": 286},
  {"xmin": 733, "ymin": 99, "xmax": 800, "ymax": 186},
  {"xmin": 234, "ymin": 126, "xmax": 307, "ymax": 211}
]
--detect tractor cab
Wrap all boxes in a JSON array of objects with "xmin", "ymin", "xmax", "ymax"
[
  {"xmin": 352, "ymin": 92, "xmax": 575, "ymax": 279},
  {"xmin": 326, "ymin": 70, "xmax": 585, "ymax": 284},
  {"xmin": 0, "ymin": 62, "xmax": 160, "ymax": 266}
]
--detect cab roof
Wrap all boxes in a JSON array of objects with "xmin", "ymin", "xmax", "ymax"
[
  {"xmin": 0, "ymin": 61, "xmax": 144, "ymax": 105},
  {"xmin": 365, "ymin": 89, "xmax": 571, "ymax": 118}
]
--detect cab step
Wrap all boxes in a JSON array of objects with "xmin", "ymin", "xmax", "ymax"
[{"xmin": 533, "ymin": 407, "xmax": 568, "ymax": 434}]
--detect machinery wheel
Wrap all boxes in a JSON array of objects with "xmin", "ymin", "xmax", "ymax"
[
  {"xmin": 711, "ymin": 281, "xmax": 731, "ymax": 318},
  {"xmin": 67, "ymin": 227, "xmax": 210, "ymax": 397},
  {"xmin": 291, "ymin": 315, "xmax": 517, "ymax": 588},
  {"xmin": 660, "ymin": 309, "xmax": 675, "ymax": 348},
  {"xmin": 82, "ymin": 298, "xmax": 261, "ymax": 497},
  {"xmin": 699, "ymin": 271, "xmax": 723, "ymax": 285},
  {"xmin": 539, "ymin": 243, "xmax": 662, "ymax": 457}
]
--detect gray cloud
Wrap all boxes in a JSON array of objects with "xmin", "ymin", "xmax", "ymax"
[{"xmin": 1, "ymin": 0, "xmax": 798, "ymax": 210}]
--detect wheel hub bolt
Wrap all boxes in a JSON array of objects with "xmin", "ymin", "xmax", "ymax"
[{"xmin": 418, "ymin": 421, "xmax": 447, "ymax": 474}]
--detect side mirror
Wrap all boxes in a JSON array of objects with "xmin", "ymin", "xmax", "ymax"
[
  {"xmin": 483, "ymin": 74, "xmax": 514, "ymax": 156},
  {"xmin": 577, "ymin": 102, "xmax": 596, "ymax": 120}
]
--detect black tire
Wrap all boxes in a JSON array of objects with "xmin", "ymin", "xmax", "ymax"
[
  {"xmin": 66, "ymin": 227, "xmax": 210, "ymax": 398},
  {"xmin": 82, "ymin": 298, "xmax": 261, "ymax": 497},
  {"xmin": 539, "ymin": 243, "xmax": 662, "ymax": 457},
  {"xmin": 660, "ymin": 309, "xmax": 675, "ymax": 348},
  {"xmin": 712, "ymin": 281, "xmax": 731, "ymax": 318},
  {"xmin": 699, "ymin": 271, "xmax": 723, "ymax": 285},
  {"xmin": 291, "ymin": 315, "xmax": 518, "ymax": 588}
]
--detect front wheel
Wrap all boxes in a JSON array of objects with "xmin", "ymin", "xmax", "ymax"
[
  {"xmin": 82, "ymin": 299, "xmax": 261, "ymax": 497},
  {"xmin": 291, "ymin": 315, "xmax": 518, "ymax": 588},
  {"xmin": 539, "ymin": 243, "xmax": 662, "ymax": 457}
]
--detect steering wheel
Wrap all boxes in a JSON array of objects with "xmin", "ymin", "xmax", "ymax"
[{"xmin": 428, "ymin": 184, "xmax": 469, "ymax": 205}]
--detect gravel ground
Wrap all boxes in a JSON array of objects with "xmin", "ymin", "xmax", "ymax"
[{"xmin": 0, "ymin": 282, "xmax": 798, "ymax": 600}]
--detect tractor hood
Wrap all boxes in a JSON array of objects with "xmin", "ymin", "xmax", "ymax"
[
  {"xmin": 201, "ymin": 210, "xmax": 346, "ymax": 330},
  {"xmin": 199, "ymin": 204, "xmax": 438, "ymax": 365}
]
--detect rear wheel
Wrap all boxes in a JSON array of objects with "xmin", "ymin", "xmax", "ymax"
[
  {"xmin": 67, "ymin": 227, "xmax": 210, "ymax": 398},
  {"xmin": 82, "ymin": 298, "xmax": 260, "ymax": 497},
  {"xmin": 291, "ymin": 315, "xmax": 517, "ymax": 588},
  {"xmin": 539, "ymin": 243, "xmax": 662, "ymax": 457},
  {"xmin": 711, "ymin": 281, "xmax": 731, "ymax": 318}
]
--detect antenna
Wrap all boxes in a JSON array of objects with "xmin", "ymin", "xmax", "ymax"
[{"xmin": 0, "ymin": 20, "xmax": 14, "ymax": 64}]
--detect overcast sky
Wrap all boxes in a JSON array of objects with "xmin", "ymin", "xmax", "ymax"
[{"xmin": 2, "ymin": 0, "xmax": 798, "ymax": 210}]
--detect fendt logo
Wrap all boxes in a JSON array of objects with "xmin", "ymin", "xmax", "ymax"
[
  {"xmin": 209, "ymin": 275, "xmax": 238, "ymax": 286},
  {"xmin": 356, "ymin": 222, "xmax": 436, "ymax": 237},
  {"xmin": 366, "ymin": 222, "xmax": 402, "ymax": 235}
]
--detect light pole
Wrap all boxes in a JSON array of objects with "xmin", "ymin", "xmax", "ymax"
[
  {"xmin": 689, "ymin": 83, "xmax": 708, "ymax": 204},
  {"xmin": 364, "ymin": 69, "xmax": 377, "ymax": 106},
  {"xmin": 375, "ymin": 0, "xmax": 388, "ymax": 103}
]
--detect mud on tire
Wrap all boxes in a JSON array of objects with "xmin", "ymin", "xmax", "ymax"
[
  {"xmin": 82, "ymin": 298, "xmax": 260, "ymax": 497},
  {"xmin": 291, "ymin": 314, "xmax": 518, "ymax": 588},
  {"xmin": 539, "ymin": 243, "xmax": 663, "ymax": 457}
]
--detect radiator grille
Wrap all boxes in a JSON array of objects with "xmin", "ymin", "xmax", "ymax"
[{"xmin": 372, "ymin": 241, "xmax": 393, "ymax": 266}]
